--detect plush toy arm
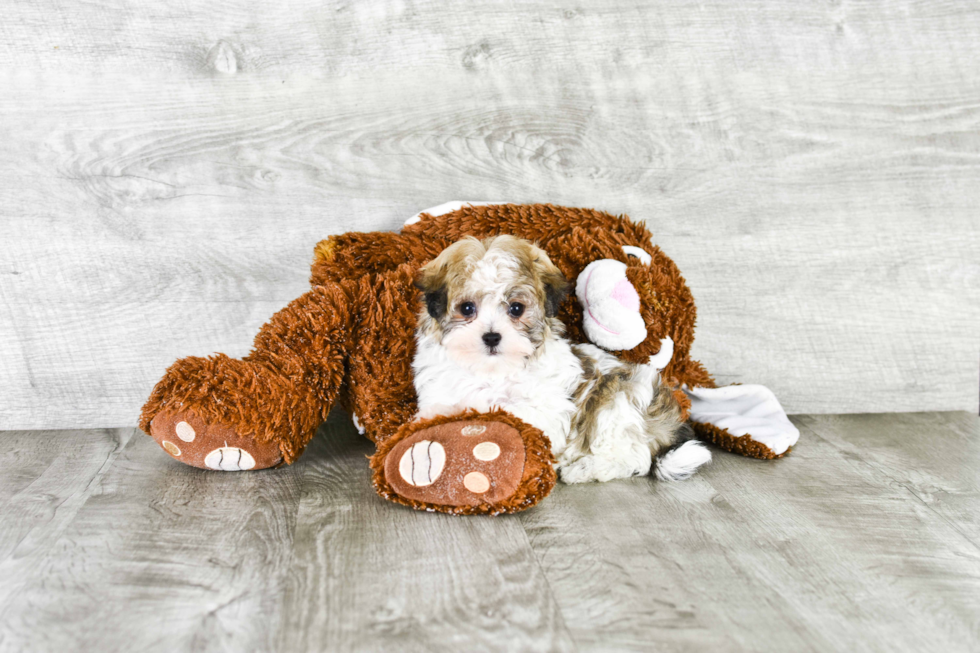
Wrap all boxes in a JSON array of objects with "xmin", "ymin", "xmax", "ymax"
[
  {"xmin": 400, "ymin": 202, "xmax": 625, "ymax": 245},
  {"xmin": 140, "ymin": 283, "xmax": 354, "ymax": 467},
  {"xmin": 403, "ymin": 201, "xmax": 506, "ymax": 226}
]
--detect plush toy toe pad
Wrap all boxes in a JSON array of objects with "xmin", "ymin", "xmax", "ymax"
[
  {"xmin": 371, "ymin": 411, "xmax": 557, "ymax": 515},
  {"xmin": 149, "ymin": 409, "xmax": 283, "ymax": 471}
]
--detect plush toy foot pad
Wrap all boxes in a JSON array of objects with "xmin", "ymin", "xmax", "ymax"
[
  {"xmin": 150, "ymin": 409, "xmax": 283, "ymax": 471},
  {"xmin": 371, "ymin": 411, "xmax": 557, "ymax": 515},
  {"xmin": 385, "ymin": 420, "xmax": 525, "ymax": 506}
]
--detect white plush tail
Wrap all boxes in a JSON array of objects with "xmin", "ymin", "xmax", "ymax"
[{"xmin": 655, "ymin": 441, "xmax": 712, "ymax": 481}]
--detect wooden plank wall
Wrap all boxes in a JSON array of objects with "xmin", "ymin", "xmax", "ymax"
[{"xmin": 1, "ymin": 1, "xmax": 978, "ymax": 430}]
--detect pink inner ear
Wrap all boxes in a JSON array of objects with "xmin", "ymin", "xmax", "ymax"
[{"xmin": 611, "ymin": 278, "xmax": 640, "ymax": 312}]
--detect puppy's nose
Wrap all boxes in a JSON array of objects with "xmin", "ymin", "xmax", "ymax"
[{"xmin": 482, "ymin": 332, "xmax": 502, "ymax": 348}]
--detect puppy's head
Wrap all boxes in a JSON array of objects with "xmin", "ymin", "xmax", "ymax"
[{"xmin": 416, "ymin": 235, "xmax": 569, "ymax": 376}]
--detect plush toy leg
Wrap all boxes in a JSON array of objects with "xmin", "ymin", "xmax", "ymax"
[
  {"xmin": 685, "ymin": 385, "xmax": 800, "ymax": 459},
  {"xmin": 369, "ymin": 411, "xmax": 556, "ymax": 515},
  {"xmin": 140, "ymin": 284, "xmax": 352, "ymax": 470}
]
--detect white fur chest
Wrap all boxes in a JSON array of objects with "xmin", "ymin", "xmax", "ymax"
[{"xmin": 413, "ymin": 334, "xmax": 582, "ymax": 454}]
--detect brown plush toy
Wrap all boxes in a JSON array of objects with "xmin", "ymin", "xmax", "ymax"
[{"xmin": 140, "ymin": 203, "xmax": 799, "ymax": 515}]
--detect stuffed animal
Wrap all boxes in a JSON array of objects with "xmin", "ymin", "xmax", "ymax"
[{"xmin": 140, "ymin": 202, "xmax": 799, "ymax": 515}]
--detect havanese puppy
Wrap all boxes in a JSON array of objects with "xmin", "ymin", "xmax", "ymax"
[{"xmin": 413, "ymin": 235, "xmax": 711, "ymax": 483}]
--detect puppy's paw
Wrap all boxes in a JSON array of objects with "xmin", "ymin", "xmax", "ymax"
[
  {"xmin": 558, "ymin": 455, "xmax": 601, "ymax": 484},
  {"xmin": 559, "ymin": 447, "xmax": 654, "ymax": 484},
  {"xmin": 558, "ymin": 454, "xmax": 640, "ymax": 483}
]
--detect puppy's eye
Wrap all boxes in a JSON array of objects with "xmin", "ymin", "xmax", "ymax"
[
  {"xmin": 508, "ymin": 302, "xmax": 525, "ymax": 318},
  {"xmin": 459, "ymin": 301, "xmax": 476, "ymax": 317}
]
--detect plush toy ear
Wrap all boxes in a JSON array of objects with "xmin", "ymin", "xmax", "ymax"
[{"xmin": 414, "ymin": 269, "xmax": 448, "ymax": 319}]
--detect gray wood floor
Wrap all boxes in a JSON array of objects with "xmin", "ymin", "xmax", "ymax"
[{"xmin": 1, "ymin": 411, "xmax": 978, "ymax": 653}]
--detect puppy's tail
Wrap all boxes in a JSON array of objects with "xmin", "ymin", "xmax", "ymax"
[
  {"xmin": 647, "ymin": 382, "xmax": 711, "ymax": 481},
  {"xmin": 654, "ymin": 438, "xmax": 712, "ymax": 482}
]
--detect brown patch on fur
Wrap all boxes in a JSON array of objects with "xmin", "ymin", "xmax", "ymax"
[
  {"xmin": 569, "ymin": 356, "xmax": 634, "ymax": 452},
  {"xmin": 415, "ymin": 234, "xmax": 568, "ymax": 345},
  {"xmin": 646, "ymin": 380, "xmax": 687, "ymax": 452},
  {"xmin": 568, "ymin": 346, "xmax": 687, "ymax": 459},
  {"xmin": 570, "ymin": 347, "xmax": 601, "ymax": 404},
  {"xmin": 414, "ymin": 237, "xmax": 487, "ymax": 322},
  {"xmin": 417, "ymin": 235, "xmax": 565, "ymax": 303}
]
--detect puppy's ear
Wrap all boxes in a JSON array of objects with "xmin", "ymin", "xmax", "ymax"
[
  {"xmin": 528, "ymin": 244, "xmax": 570, "ymax": 318},
  {"xmin": 415, "ymin": 267, "xmax": 448, "ymax": 319},
  {"xmin": 542, "ymin": 269, "xmax": 570, "ymax": 317}
]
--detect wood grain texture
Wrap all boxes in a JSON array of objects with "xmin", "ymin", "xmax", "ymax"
[
  {"xmin": 799, "ymin": 411, "xmax": 980, "ymax": 548},
  {"xmin": 1, "ymin": 412, "xmax": 979, "ymax": 651},
  {"xmin": 0, "ymin": 430, "xmax": 307, "ymax": 652},
  {"xmin": 0, "ymin": 428, "xmax": 132, "ymax": 581},
  {"xmin": 0, "ymin": 429, "xmax": 135, "ymax": 653},
  {"xmin": 520, "ymin": 412, "xmax": 980, "ymax": 652},
  {"xmin": 1, "ymin": 1, "xmax": 979, "ymax": 429},
  {"xmin": 277, "ymin": 412, "xmax": 574, "ymax": 653}
]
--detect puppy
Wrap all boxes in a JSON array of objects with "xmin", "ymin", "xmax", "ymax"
[{"xmin": 413, "ymin": 235, "xmax": 711, "ymax": 483}]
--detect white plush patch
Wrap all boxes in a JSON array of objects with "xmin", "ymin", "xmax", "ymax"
[
  {"xmin": 575, "ymin": 259, "xmax": 647, "ymax": 351},
  {"xmin": 398, "ymin": 440, "xmax": 446, "ymax": 487},
  {"xmin": 162, "ymin": 440, "xmax": 181, "ymax": 457},
  {"xmin": 621, "ymin": 245, "xmax": 652, "ymax": 265},
  {"xmin": 351, "ymin": 413, "xmax": 365, "ymax": 435},
  {"xmin": 655, "ymin": 441, "xmax": 712, "ymax": 481},
  {"xmin": 646, "ymin": 337, "xmax": 674, "ymax": 371},
  {"xmin": 473, "ymin": 441, "xmax": 501, "ymax": 461},
  {"xmin": 461, "ymin": 424, "xmax": 487, "ymax": 436},
  {"xmin": 404, "ymin": 201, "xmax": 506, "ymax": 226},
  {"xmin": 204, "ymin": 447, "xmax": 256, "ymax": 471},
  {"xmin": 685, "ymin": 384, "xmax": 800, "ymax": 455},
  {"xmin": 175, "ymin": 421, "xmax": 196, "ymax": 442}
]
